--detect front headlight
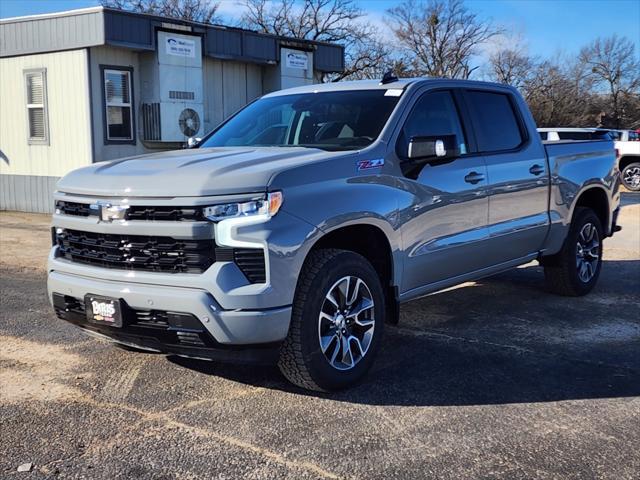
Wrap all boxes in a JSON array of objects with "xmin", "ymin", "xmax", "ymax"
[{"xmin": 203, "ymin": 191, "xmax": 283, "ymax": 222}]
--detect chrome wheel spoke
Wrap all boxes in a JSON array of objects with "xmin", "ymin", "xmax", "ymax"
[
  {"xmin": 347, "ymin": 297, "xmax": 374, "ymax": 320},
  {"xmin": 341, "ymin": 336, "xmax": 354, "ymax": 368},
  {"xmin": 586, "ymin": 242, "xmax": 600, "ymax": 259},
  {"xmin": 347, "ymin": 278, "xmax": 363, "ymax": 306},
  {"xmin": 319, "ymin": 311, "xmax": 334, "ymax": 323},
  {"xmin": 326, "ymin": 291, "xmax": 340, "ymax": 309},
  {"xmin": 329, "ymin": 339, "xmax": 340, "ymax": 365},
  {"xmin": 336, "ymin": 277, "xmax": 350, "ymax": 308},
  {"xmin": 350, "ymin": 335, "xmax": 365, "ymax": 358},
  {"xmin": 355, "ymin": 318, "xmax": 375, "ymax": 328},
  {"xmin": 320, "ymin": 331, "xmax": 337, "ymax": 354},
  {"xmin": 579, "ymin": 262, "xmax": 588, "ymax": 282}
]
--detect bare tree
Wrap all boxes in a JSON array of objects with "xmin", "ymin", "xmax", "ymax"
[
  {"xmin": 579, "ymin": 35, "xmax": 640, "ymax": 129},
  {"xmin": 101, "ymin": 0, "xmax": 220, "ymax": 24},
  {"xmin": 489, "ymin": 47, "xmax": 534, "ymax": 90},
  {"xmin": 240, "ymin": 0, "xmax": 390, "ymax": 81},
  {"xmin": 522, "ymin": 60, "xmax": 597, "ymax": 127},
  {"xmin": 386, "ymin": 0, "xmax": 501, "ymax": 79}
]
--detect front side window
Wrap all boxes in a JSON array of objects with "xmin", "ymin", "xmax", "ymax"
[
  {"xmin": 396, "ymin": 90, "xmax": 467, "ymax": 158},
  {"xmin": 25, "ymin": 69, "xmax": 49, "ymax": 144},
  {"xmin": 103, "ymin": 68, "xmax": 134, "ymax": 142},
  {"xmin": 200, "ymin": 90, "xmax": 400, "ymax": 151},
  {"xmin": 465, "ymin": 90, "xmax": 524, "ymax": 152}
]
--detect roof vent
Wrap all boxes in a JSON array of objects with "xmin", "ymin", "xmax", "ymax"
[{"xmin": 380, "ymin": 70, "xmax": 398, "ymax": 85}]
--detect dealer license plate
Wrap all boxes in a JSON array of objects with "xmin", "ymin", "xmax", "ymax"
[{"xmin": 85, "ymin": 295, "xmax": 123, "ymax": 327}]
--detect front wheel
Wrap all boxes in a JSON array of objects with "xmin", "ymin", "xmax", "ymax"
[
  {"xmin": 278, "ymin": 249, "xmax": 385, "ymax": 392},
  {"xmin": 621, "ymin": 162, "xmax": 640, "ymax": 191},
  {"xmin": 543, "ymin": 207, "xmax": 603, "ymax": 296}
]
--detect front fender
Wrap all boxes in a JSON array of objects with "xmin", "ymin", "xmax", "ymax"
[{"xmin": 277, "ymin": 174, "xmax": 403, "ymax": 287}]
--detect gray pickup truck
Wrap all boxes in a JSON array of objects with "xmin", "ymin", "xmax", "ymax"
[{"xmin": 48, "ymin": 77, "xmax": 621, "ymax": 391}]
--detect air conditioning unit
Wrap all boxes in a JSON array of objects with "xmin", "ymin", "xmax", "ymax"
[{"xmin": 140, "ymin": 31, "xmax": 204, "ymax": 142}]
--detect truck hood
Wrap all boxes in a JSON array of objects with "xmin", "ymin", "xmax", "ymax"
[{"xmin": 56, "ymin": 147, "xmax": 338, "ymax": 197}]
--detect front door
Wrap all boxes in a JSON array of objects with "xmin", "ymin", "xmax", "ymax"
[{"xmin": 395, "ymin": 90, "xmax": 491, "ymax": 294}]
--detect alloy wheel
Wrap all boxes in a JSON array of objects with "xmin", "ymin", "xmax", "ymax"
[
  {"xmin": 623, "ymin": 166, "xmax": 640, "ymax": 189},
  {"xmin": 576, "ymin": 222, "xmax": 600, "ymax": 283},
  {"xmin": 318, "ymin": 276, "xmax": 375, "ymax": 371}
]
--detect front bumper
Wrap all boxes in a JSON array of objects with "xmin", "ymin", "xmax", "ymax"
[
  {"xmin": 48, "ymin": 270, "xmax": 291, "ymax": 363},
  {"xmin": 47, "ymin": 192, "xmax": 322, "ymax": 359}
]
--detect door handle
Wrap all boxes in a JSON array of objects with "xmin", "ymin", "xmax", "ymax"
[
  {"xmin": 464, "ymin": 171, "xmax": 485, "ymax": 184},
  {"xmin": 529, "ymin": 164, "xmax": 545, "ymax": 176}
]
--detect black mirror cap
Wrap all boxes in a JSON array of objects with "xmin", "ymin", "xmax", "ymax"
[{"xmin": 407, "ymin": 134, "xmax": 460, "ymax": 160}]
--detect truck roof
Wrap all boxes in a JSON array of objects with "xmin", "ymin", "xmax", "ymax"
[{"xmin": 263, "ymin": 77, "xmax": 514, "ymax": 97}]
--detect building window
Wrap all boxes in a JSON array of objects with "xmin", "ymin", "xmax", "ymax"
[
  {"xmin": 102, "ymin": 67, "xmax": 135, "ymax": 143},
  {"xmin": 25, "ymin": 69, "xmax": 49, "ymax": 144}
]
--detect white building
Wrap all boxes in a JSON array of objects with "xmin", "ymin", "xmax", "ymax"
[{"xmin": 0, "ymin": 7, "xmax": 344, "ymax": 212}]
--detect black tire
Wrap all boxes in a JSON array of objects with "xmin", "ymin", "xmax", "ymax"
[
  {"xmin": 543, "ymin": 207, "xmax": 603, "ymax": 296},
  {"xmin": 621, "ymin": 162, "xmax": 640, "ymax": 191},
  {"xmin": 278, "ymin": 249, "xmax": 385, "ymax": 392}
]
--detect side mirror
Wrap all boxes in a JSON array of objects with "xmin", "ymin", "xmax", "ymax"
[
  {"xmin": 187, "ymin": 137, "xmax": 201, "ymax": 149},
  {"xmin": 408, "ymin": 134, "xmax": 460, "ymax": 161}
]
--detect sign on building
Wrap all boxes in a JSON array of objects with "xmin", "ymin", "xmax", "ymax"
[
  {"xmin": 285, "ymin": 51, "xmax": 308, "ymax": 70},
  {"xmin": 165, "ymin": 36, "xmax": 196, "ymax": 58}
]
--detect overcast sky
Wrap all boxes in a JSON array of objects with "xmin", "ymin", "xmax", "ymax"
[{"xmin": 1, "ymin": 0, "xmax": 638, "ymax": 60}]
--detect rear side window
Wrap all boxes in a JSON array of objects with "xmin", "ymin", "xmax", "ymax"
[{"xmin": 465, "ymin": 91, "xmax": 524, "ymax": 152}]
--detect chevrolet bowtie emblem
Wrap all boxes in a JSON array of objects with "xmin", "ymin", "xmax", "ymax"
[{"xmin": 90, "ymin": 202, "xmax": 129, "ymax": 222}]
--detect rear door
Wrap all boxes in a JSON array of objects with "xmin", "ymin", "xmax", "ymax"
[{"xmin": 463, "ymin": 89, "xmax": 550, "ymax": 263}]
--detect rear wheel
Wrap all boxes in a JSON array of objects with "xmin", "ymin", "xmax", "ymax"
[
  {"xmin": 621, "ymin": 162, "xmax": 640, "ymax": 191},
  {"xmin": 543, "ymin": 207, "xmax": 603, "ymax": 296},
  {"xmin": 278, "ymin": 249, "xmax": 384, "ymax": 391}
]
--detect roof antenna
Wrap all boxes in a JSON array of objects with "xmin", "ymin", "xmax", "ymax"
[{"xmin": 380, "ymin": 70, "xmax": 398, "ymax": 85}]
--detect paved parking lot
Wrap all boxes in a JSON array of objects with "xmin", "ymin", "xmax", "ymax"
[{"xmin": 1, "ymin": 194, "xmax": 639, "ymax": 479}]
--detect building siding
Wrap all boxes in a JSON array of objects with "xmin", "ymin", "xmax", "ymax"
[
  {"xmin": 203, "ymin": 58, "xmax": 263, "ymax": 132},
  {"xmin": 0, "ymin": 10, "xmax": 104, "ymax": 58},
  {"xmin": 89, "ymin": 45, "xmax": 148, "ymax": 162},
  {"xmin": 0, "ymin": 49, "xmax": 92, "ymax": 178},
  {"xmin": 0, "ymin": 174, "xmax": 59, "ymax": 213}
]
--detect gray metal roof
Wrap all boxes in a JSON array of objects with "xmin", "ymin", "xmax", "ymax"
[{"xmin": 0, "ymin": 7, "xmax": 344, "ymax": 72}]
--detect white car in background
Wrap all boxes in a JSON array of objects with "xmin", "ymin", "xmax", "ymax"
[
  {"xmin": 609, "ymin": 130, "xmax": 640, "ymax": 191},
  {"xmin": 537, "ymin": 127, "xmax": 612, "ymax": 141},
  {"xmin": 538, "ymin": 127, "xmax": 640, "ymax": 191}
]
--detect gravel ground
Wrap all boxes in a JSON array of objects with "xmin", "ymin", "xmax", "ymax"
[{"xmin": 1, "ymin": 194, "xmax": 639, "ymax": 479}]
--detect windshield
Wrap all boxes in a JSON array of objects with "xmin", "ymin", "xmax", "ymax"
[{"xmin": 200, "ymin": 90, "xmax": 400, "ymax": 151}]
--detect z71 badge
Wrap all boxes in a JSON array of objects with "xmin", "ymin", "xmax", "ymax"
[{"xmin": 357, "ymin": 158, "xmax": 384, "ymax": 171}]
